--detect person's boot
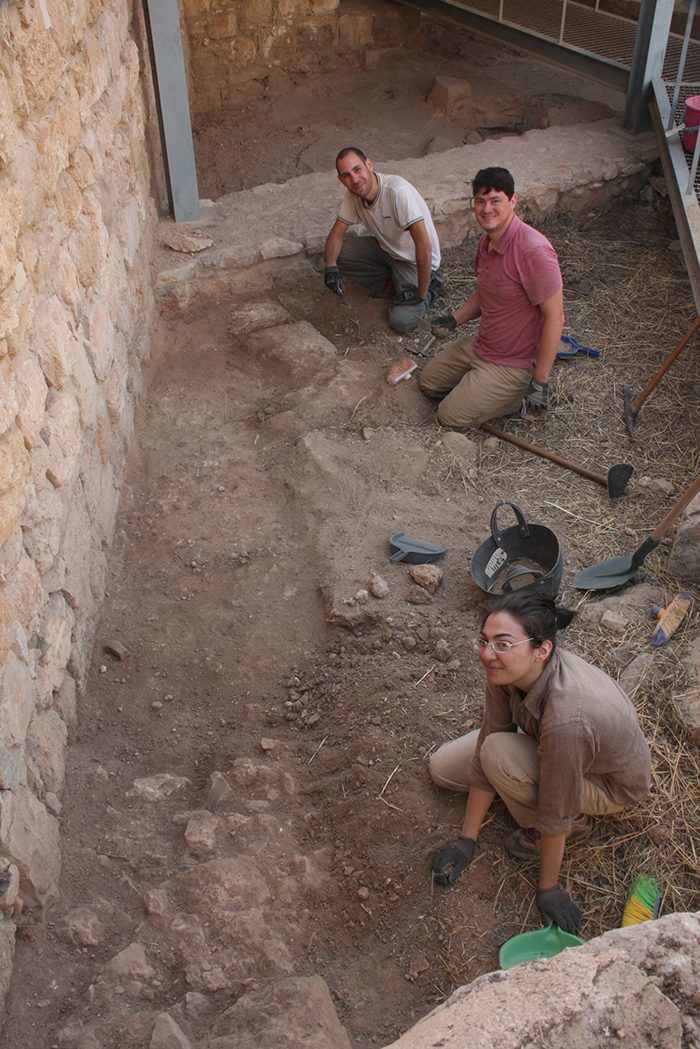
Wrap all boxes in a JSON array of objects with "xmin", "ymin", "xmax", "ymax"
[{"xmin": 504, "ymin": 814, "xmax": 595, "ymax": 860}]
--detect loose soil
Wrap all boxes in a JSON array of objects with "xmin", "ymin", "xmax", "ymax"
[
  {"xmin": 192, "ymin": 20, "xmax": 624, "ymax": 198},
  {"xmin": 4, "ymin": 187, "xmax": 700, "ymax": 1049},
  {"xmin": 4, "ymin": 20, "xmax": 700, "ymax": 1046}
]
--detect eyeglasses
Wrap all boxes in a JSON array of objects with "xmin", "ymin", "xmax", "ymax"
[{"xmin": 477, "ymin": 637, "xmax": 534, "ymax": 654}]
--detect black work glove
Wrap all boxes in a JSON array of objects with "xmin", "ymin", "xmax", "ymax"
[
  {"xmin": 536, "ymin": 885, "xmax": 582, "ymax": 934},
  {"xmin": 394, "ymin": 284, "xmax": 424, "ymax": 307},
  {"xmin": 324, "ymin": 265, "xmax": 345, "ymax": 298},
  {"xmin": 521, "ymin": 378, "xmax": 549, "ymax": 417},
  {"xmin": 431, "ymin": 836, "xmax": 476, "ymax": 887},
  {"xmin": 431, "ymin": 314, "xmax": 457, "ymax": 337}
]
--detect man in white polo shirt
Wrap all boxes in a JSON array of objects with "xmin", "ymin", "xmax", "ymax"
[{"xmin": 324, "ymin": 147, "xmax": 443, "ymax": 334}]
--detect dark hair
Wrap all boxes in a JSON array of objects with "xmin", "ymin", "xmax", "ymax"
[
  {"xmin": 336, "ymin": 147, "xmax": 368, "ymax": 170},
  {"xmin": 480, "ymin": 591, "xmax": 576, "ymax": 651},
  {"xmin": 472, "ymin": 167, "xmax": 515, "ymax": 199}
]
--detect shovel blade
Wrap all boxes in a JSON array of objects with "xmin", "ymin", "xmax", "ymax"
[{"xmin": 572, "ymin": 535, "xmax": 659, "ymax": 589}]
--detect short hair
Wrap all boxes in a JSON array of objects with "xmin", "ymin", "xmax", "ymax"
[
  {"xmin": 472, "ymin": 167, "xmax": 515, "ymax": 199},
  {"xmin": 480, "ymin": 591, "xmax": 576, "ymax": 652},
  {"xmin": 336, "ymin": 147, "xmax": 368, "ymax": 170}
]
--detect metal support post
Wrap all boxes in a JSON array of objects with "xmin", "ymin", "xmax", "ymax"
[
  {"xmin": 623, "ymin": 0, "xmax": 674, "ymax": 133},
  {"xmin": 141, "ymin": 0, "xmax": 200, "ymax": 222}
]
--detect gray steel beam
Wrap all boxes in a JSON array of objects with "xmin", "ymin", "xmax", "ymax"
[
  {"xmin": 623, "ymin": 0, "xmax": 674, "ymax": 132},
  {"xmin": 142, "ymin": 0, "xmax": 200, "ymax": 222},
  {"xmin": 650, "ymin": 77, "xmax": 700, "ymax": 311},
  {"xmin": 394, "ymin": 0, "xmax": 630, "ymax": 92}
]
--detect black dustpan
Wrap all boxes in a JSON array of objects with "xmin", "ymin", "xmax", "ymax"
[{"xmin": 389, "ymin": 532, "xmax": 447, "ymax": 564}]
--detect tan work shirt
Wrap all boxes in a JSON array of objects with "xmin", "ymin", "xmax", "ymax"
[{"xmin": 469, "ymin": 648, "xmax": 651, "ymax": 837}]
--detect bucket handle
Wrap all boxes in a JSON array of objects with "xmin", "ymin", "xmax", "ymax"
[
  {"xmin": 490, "ymin": 501, "xmax": 530, "ymax": 548},
  {"xmin": 500, "ymin": 565, "xmax": 545, "ymax": 593}
]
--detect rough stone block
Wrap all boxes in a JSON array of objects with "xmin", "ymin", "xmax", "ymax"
[
  {"xmin": 0, "ymin": 786, "xmax": 61, "ymax": 911},
  {"xmin": 5, "ymin": 137, "xmax": 44, "ymax": 237},
  {"xmin": 208, "ymin": 12, "xmax": 238, "ymax": 38},
  {"xmin": 57, "ymin": 487, "xmax": 91, "ymax": 611},
  {"xmin": 150, "ymin": 1013, "xmax": 192, "ymax": 1049},
  {"xmin": 0, "ymin": 186, "xmax": 21, "ymax": 295},
  {"xmin": 54, "ymin": 672, "xmax": 77, "ymax": 729},
  {"xmin": 208, "ymin": 975, "xmax": 352, "ymax": 1048},
  {"xmin": 0, "ymin": 649, "xmax": 36, "ymax": 755},
  {"xmin": 0, "ymin": 356, "xmax": 18, "ymax": 436},
  {"xmin": 44, "ymin": 392, "xmax": 82, "ymax": 486},
  {"xmin": 33, "ymin": 297, "xmax": 79, "ymax": 390},
  {"xmin": 673, "ymin": 688, "xmax": 700, "ymax": 741},
  {"xmin": 668, "ymin": 492, "xmax": 700, "ymax": 581},
  {"xmin": 68, "ymin": 208, "xmax": 109, "ymax": 292},
  {"xmin": 56, "ymin": 906, "xmax": 105, "ymax": 947},
  {"xmin": 17, "ymin": 26, "xmax": 64, "ymax": 110},
  {"xmin": 337, "ymin": 12, "xmax": 372, "ymax": 49},
  {"xmin": 0, "ymin": 68, "xmax": 18, "ymax": 168},
  {"xmin": 71, "ymin": 342, "xmax": 98, "ymax": 431},
  {"xmin": 38, "ymin": 592, "xmax": 74, "ymax": 672},
  {"xmin": 0, "ymin": 923, "xmax": 15, "ymax": 1021},
  {"xmin": 26, "ymin": 708, "xmax": 67, "ymax": 793},
  {"xmin": 427, "ymin": 75, "xmax": 472, "ymax": 116},
  {"xmin": 428, "ymin": 73, "xmax": 524, "ymax": 129},
  {"xmin": 53, "ymin": 170, "xmax": 83, "ymax": 229},
  {"xmin": 116, "ymin": 197, "xmax": 143, "ymax": 270},
  {"xmin": 239, "ymin": 0, "xmax": 273, "ymax": 31},
  {"xmin": 22, "ymin": 483, "xmax": 63, "ymax": 576},
  {"xmin": 242, "ymin": 320, "xmax": 336, "ymax": 385}
]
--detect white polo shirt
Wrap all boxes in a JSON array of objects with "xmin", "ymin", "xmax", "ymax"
[{"xmin": 338, "ymin": 173, "xmax": 441, "ymax": 270}]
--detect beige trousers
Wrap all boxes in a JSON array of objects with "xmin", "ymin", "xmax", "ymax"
[
  {"xmin": 419, "ymin": 336, "xmax": 531, "ymax": 429},
  {"xmin": 429, "ymin": 730, "xmax": 627, "ymax": 828}
]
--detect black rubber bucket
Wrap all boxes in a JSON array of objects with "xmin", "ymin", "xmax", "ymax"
[{"xmin": 470, "ymin": 502, "xmax": 563, "ymax": 598}]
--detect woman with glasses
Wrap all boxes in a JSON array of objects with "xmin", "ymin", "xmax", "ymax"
[{"xmin": 430, "ymin": 590, "xmax": 651, "ymax": 933}]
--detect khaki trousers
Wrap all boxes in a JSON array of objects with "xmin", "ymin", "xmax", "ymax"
[
  {"xmin": 429, "ymin": 730, "xmax": 626, "ymax": 828},
  {"xmin": 419, "ymin": 336, "xmax": 532, "ymax": 429}
]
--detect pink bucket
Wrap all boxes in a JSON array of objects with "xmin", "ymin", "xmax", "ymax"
[{"xmin": 683, "ymin": 95, "xmax": 700, "ymax": 152}]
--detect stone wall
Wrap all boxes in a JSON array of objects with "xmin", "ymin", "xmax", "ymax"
[
  {"xmin": 0, "ymin": 0, "xmax": 156, "ymax": 914},
  {"xmin": 179, "ymin": 0, "xmax": 423, "ymax": 117}
]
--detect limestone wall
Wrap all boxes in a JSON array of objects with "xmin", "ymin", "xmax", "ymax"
[
  {"xmin": 0, "ymin": 0, "xmax": 156, "ymax": 912},
  {"xmin": 179, "ymin": 0, "xmax": 423, "ymax": 116}
]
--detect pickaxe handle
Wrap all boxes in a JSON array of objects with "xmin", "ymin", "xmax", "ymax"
[
  {"xmin": 481, "ymin": 423, "xmax": 608, "ymax": 488},
  {"xmin": 632, "ymin": 312, "xmax": 700, "ymax": 414}
]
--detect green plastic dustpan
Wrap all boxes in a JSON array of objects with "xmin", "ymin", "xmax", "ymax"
[{"xmin": 499, "ymin": 923, "xmax": 584, "ymax": 969}]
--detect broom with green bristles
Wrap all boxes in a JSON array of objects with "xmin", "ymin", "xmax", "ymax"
[{"xmin": 621, "ymin": 874, "xmax": 661, "ymax": 927}]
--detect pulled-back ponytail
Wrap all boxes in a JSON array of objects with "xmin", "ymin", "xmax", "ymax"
[{"xmin": 481, "ymin": 591, "xmax": 576, "ymax": 650}]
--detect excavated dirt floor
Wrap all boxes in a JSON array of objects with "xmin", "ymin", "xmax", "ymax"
[
  {"xmin": 4, "ymin": 21, "xmax": 700, "ymax": 1049},
  {"xmin": 3, "ymin": 191, "xmax": 700, "ymax": 1049}
]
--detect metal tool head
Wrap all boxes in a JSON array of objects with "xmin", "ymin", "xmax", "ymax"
[
  {"xmin": 572, "ymin": 535, "xmax": 660, "ymax": 590},
  {"xmin": 622, "ymin": 385, "xmax": 637, "ymax": 440},
  {"xmin": 606, "ymin": 463, "xmax": 634, "ymax": 499}
]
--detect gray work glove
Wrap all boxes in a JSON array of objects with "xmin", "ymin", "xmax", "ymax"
[
  {"xmin": 536, "ymin": 885, "xmax": 582, "ymax": 934},
  {"xmin": 521, "ymin": 378, "xmax": 550, "ymax": 417},
  {"xmin": 431, "ymin": 314, "xmax": 457, "ymax": 337},
  {"xmin": 324, "ymin": 265, "xmax": 345, "ymax": 298},
  {"xmin": 394, "ymin": 284, "xmax": 425, "ymax": 307},
  {"xmin": 432, "ymin": 836, "xmax": 476, "ymax": 887}
]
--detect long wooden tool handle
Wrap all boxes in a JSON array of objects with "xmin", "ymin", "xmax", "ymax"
[
  {"xmin": 651, "ymin": 471, "xmax": 700, "ymax": 542},
  {"xmin": 633, "ymin": 313, "xmax": 700, "ymax": 413},
  {"xmin": 480, "ymin": 423, "xmax": 607, "ymax": 487}
]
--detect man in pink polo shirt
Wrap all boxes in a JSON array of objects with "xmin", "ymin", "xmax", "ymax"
[{"xmin": 419, "ymin": 167, "xmax": 564, "ymax": 429}]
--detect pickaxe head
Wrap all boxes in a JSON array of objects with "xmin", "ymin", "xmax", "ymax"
[
  {"xmin": 622, "ymin": 385, "xmax": 638, "ymax": 440},
  {"xmin": 607, "ymin": 463, "xmax": 634, "ymax": 499}
]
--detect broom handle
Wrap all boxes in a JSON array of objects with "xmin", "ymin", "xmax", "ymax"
[
  {"xmin": 651, "ymin": 471, "xmax": 700, "ymax": 542},
  {"xmin": 480, "ymin": 423, "xmax": 607, "ymax": 487},
  {"xmin": 633, "ymin": 313, "xmax": 700, "ymax": 413}
]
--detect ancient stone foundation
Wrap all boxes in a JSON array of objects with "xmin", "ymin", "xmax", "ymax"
[{"xmin": 0, "ymin": 0, "xmax": 156, "ymax": 916}]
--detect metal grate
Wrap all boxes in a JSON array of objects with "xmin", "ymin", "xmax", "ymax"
[{"xmin": 444, "ymin": 0, "xmax": 700, "ymax": 74}]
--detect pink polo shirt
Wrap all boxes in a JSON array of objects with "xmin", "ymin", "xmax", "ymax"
[{"xmin": 473, "ymin": 214, "xmax": 562, "ymax": 369}]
